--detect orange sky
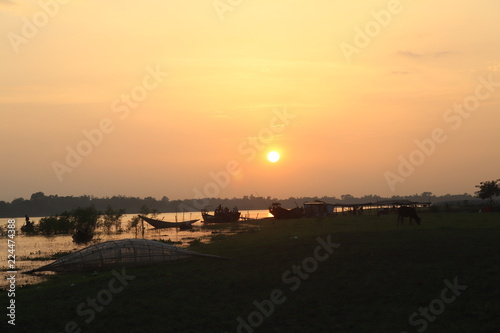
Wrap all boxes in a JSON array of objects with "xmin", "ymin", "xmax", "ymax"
[{"xmin": 1, "ymin": 0, "xmax": 499, "ymax": 202}]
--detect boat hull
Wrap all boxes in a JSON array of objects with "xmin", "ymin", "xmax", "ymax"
[
  {"xmin": 202, "ymin": 212, "xmax": 240, "ymax": 223},
  {"xmin": 269, "ymin": 203, "xmax": 304, "ymax": 219},
  {"xmin": 139, "ymin": 215, "xmax": 198, "ymax": 229}
]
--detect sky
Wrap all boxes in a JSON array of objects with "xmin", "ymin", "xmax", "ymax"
[{"xmin": 1, "ymin": 0, "xmax": 499, "ymax": 202}]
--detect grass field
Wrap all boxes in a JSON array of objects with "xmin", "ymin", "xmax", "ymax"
[{"xmin": 4, "ymin": 212, "xmax": 500, "ymax": 332}]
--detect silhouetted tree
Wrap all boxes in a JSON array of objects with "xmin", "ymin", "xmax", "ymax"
[
  {"xmin": 340, "ymin": 194, "xmax": 355, "ymax": 203},
  {"xmin": 475, "ymin": 179, "xmax": 500, "ymax": 205},
  {"xmin": 72, "ymin": 206, "xmax": 100, "ymax": 244}
]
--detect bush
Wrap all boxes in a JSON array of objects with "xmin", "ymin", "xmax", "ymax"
[
  {"xmin": 72, "ymin": 206, "xmax": 100, "ymax": 244},
  {"xmin": 35, "ymin": 206, "xmax": 100, "ymax": 242},
  {"xmin": 37, "ymin": 214, "xmax": 74, "ymax": 235}
]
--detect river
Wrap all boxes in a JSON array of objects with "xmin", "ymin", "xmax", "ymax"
[{"xmin": 0, "ymin": 209, "xmax": 272, "ymax": 289}]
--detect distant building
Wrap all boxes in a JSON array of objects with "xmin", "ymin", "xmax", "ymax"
[{"xmin": 303, "ymin": 201, "xmax": 335, "ymax": 217}]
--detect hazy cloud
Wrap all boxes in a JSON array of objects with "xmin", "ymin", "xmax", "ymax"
[
  {"xmin": 0, "ymin": 0, "xmax": 25, "ymax": 14},
  {"xmin": 391, "ymin": 70, "xmax": 414, "ymax": 75},
  {"xmin": 398, "ymin": 51, "xmax": 424, "ymax": 58},
  {"xmin": 213, "ymin": 114, "xmax": 233, "ymax": 119},
  {"xmin": 487, "ymin": 61, "xmax": 500, "ymax": 72},
  {"xmin": 397, "ymin": 50, "xmax": 455, "ymax": 59},
  {"xmin": 0, "ymin": 0, "xmax": 16, "ymax": 6}
]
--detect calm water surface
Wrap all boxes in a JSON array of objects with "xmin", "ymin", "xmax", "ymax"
[{"xmin": 0, "ymin": 210, "xmax": 271, "ymax": 289}]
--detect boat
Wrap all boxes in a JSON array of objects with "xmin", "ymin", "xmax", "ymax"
[
  {"xmin": 201, "ymin": 205, "xmax": 240, "ymax": 223},
  {"xmin": 202, "ymin": 211, "xmax": 240, "ymax": 223},
  {"xmin": 269, "ymin": 202, "xmax": 304, "ymax": 219},
  {"xmin": 139, "ymin": 215, "xmax": 198, "ymax": 230},
  {"xmin": 24, "ymin": 238, "xmax": 229, "ymax": 274}
]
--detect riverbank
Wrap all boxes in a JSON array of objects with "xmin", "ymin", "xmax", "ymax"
[{"xmin": 4, "ymin": 212, "xmax": 500, "ymax": 332}]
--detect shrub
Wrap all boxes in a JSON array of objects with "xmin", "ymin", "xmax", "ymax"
[{"xmin": 37, "ymin": 214, "xmax": 74, "ymax": 235}]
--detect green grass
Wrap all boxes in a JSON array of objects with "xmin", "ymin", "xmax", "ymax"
[{"xmin": 4, "ymin": 212, "xmax": 500, "ymax": 332}]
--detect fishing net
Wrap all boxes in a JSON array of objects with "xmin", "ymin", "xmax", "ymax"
[{"xmin": 26, "ymin": 239, "xmax": 227, "ymax": 273}]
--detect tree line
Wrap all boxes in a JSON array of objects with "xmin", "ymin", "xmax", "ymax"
[{"xmin": 1, "ymin": 189, "xmax": 497, "ymax": 218}]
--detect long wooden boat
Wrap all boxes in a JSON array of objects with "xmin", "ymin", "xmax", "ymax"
[
  {"xmin": 139, "ymin": 215, "xmax": 198, "ymax": 229},
  {"xmin": 24, "ymin": 239, "xmax": 229, "ymax": 274},
  {"xmin": 201, "ymin": 211, "xmax": 240, "ymax": 223},
  {"xmin": 269, "ymin": 202, "xmax": 304, "ymax": 219}
]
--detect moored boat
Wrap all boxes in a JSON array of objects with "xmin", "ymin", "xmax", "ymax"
[
  {"xmin": 269, "ymin": 202, "xmax": 304, "ymax": 219},
  {"xmin": 201, "ymin": 205, "xmax": 240, "ymax": 223},
  {"xmin": 139, "ymin": 215, "xmax": 198, "ymax": 229}
]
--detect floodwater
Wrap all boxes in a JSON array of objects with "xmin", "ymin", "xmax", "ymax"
[{"xmin": 0, "ymin": 210, "xmax": 271, "ymax": 289}]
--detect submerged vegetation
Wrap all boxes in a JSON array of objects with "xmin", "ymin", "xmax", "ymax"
[
  {"xmin": 24, "ymin": 206, "xmax": 124, "ymax": 244},
  {"xmin": 37, "ymin": 213, "xmax": 73, "ymax": 235},
  {"xmin": 99, "ymin": 205, "xmax": 125, "ymax": 234},
  {"xmin": 19, "ymin": 250, "xmax": 75, "ymax": 262},
  {"xmin": 154, "ymin": 238, "xmax": 183, "ymax": 245}
]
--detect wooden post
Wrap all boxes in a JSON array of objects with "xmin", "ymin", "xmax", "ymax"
[{"xmin": 141, "ymin": 219, "xmax": 144, "ymax": 238}]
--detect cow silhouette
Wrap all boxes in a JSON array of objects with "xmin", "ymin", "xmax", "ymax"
[{"xmin": 397, "ymin": 206, "xmax": 421, "ymax": 225}]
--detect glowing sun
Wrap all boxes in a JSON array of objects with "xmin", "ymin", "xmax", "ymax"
[{"xmin": 267, "ymin": 151, "xmax": 280, "ymax": 163}]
